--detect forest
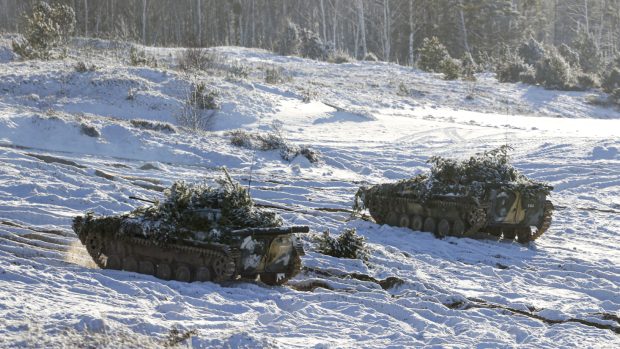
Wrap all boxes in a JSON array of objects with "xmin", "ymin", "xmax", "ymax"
[{"xmin": 1, "ymin": 0, "xmax": 619, "ymax": 65}]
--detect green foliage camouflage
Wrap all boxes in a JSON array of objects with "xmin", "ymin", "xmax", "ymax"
[
  {"xmin": 74, "ymin": 169, "xmax": 282, "ymax": 245},
  {"xmin": 317, "ymin": 228, "xmax": 369, "ymax": 260},
  {"xmin": 354, "ymin": 145, "xmax": 552, "ymax": 211}
]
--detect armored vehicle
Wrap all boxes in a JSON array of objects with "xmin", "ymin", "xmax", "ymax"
[
  {"xmin": 73, "ymin": 170, "xmax": 308, "ymax": 285},
  {"xmin": 354, "ymin": 146, "xmax": 553, "ymax": 243}
]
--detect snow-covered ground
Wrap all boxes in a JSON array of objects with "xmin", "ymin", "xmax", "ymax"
[{"xmin": 0, "ymin": 38, "xmax": 619, "ymax": 348}]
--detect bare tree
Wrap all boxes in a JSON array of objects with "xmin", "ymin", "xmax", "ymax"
[
  {"xmin": 408, "ymin": 0, "xmax": 417, "ymax": 66},
  {"xmin": 457, "ymin": 0, "xmax": 470, "ymax": 54},
  {"xmin": 142, "ymin": 0, "xmax": 147, "ymax": 44},
  {"xmin": 357, "ymin": 0, "xmax": 367, "ymax": 58},
  {"xmin": 197, "ymin": 0, "xmax": 202, "ymax": 46},
  {"xmin": 83, "ymin": 0, "xmax": 88, "ymax": 36}
]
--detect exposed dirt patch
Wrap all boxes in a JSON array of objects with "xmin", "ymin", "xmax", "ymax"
[
  {"xmin": 26, "ymin": 153, "xmax": 86, "ymax": 168},
  {"xmin": 445, "ymin": 297, "xmax": 620, "ymax": 334}
]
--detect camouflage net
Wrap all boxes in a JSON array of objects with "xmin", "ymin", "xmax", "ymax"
[
  {"xmin": 354, "ymin": 146, "xmax": 552, "ymax": 210},
  {"xmin": 74, "ymin": 169, "xmax": 282, "ymax": 244}
]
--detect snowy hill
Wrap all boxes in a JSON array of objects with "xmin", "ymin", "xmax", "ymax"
[{"xmin": 0, "ymin": 38, "xmax": 619, "ymax": 348}]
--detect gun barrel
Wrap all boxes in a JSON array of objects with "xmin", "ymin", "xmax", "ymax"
[
  {"xmin": 230, "ymin": 226, "xmax": 310, "ymax": 235},
  {"xmin": 129, "ymin": 196, "xmax": 157, "ymax": 204}
]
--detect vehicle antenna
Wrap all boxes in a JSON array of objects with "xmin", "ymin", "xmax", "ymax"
[{"xmin": 248, "ymin": 145, "xmax": 258, "ymax": 194}]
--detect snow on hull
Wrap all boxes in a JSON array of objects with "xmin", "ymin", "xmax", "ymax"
[{"xmin": 0, "ymin": 39, "xmax": 619, "ymax": 348}]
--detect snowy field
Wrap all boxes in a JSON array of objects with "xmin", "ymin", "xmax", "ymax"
[{"xmin": 0, "ymin": 38, "xmax": 619, "ymax": 348}]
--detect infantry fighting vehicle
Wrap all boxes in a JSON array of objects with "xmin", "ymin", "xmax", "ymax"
[
  {"xmin": 354, "ymin": 147, "xmax": 553, "ymax": 243},
  {"xmin": 73, "ymin": 171, "xmax": 308, "ymax": 285}
]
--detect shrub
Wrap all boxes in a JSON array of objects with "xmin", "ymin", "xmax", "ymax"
[
  {"xmin": 397, "ymin": 82, "xmax": 409, "ymax": 97},
  {"xmin": 576, "ymin": 73, "xmax": 600, "ymax": 90},
  {"xmin": 363, "ymin": 52, "xmax": 379, "ymax": 62},
  {"xmin": 278, "ymin": 21, "xmax": 301, "ymax": 56},
  {"xmin": 228, "ymin": 129, "xmax": 285, "ymax": 151},
  {"xmin": 298, "ymin": 146, "xmax": 320, "ymax": 163},
  {"xmin": 80, "ymin": 123, "xmax": 100, "ymax": 137},
  {"xmin": 496, "ymin": 52, "xmax": 533, "ymax": 83},
  {"xmin": 602, "ymin": 68, "xmax": 620, "ymax": 93},
  {"xmin": 226, "ymin": 62, "xmax": 250, "ymax": 80},
  {"xmin": 535, "ymin": 50, "xmax": 571, "ymax": 89},
  {"xmin": 584, "ymin": 94, "xmax": 609, "ymax": 107},
  {"xmin": 164, "ymin": 327, "xmax": 197, "ymax": 347},
  {"xmin": 130, "ymin": 119, "xmax": 177, "ymax": 133},
  {"xmin": 177, "ymin": 48, "xmax": 216, "ymax": 71},
  {"xmin": 129, "ymin": 46, "xmax": 157, "ymax": 67},
  {"xmin": 264, "ymin": 66, "xmax": 287, "ymax": 84},
  {"xmin": 300, "ymin": 87, "xmax": 317, "ymax": 103},
  {"xmin": 418, "ymin": 37, "xmax": 450, "ymax": 73},
  {"xmin": 573, "ymin": 30, "xmax": 602, "ymax": 73},
  {"xmin": 74, "ymin": 61, "xmax": 96, "ymax": 73},
  {"xmin": 176, "ymin": 83, "xmax": 219, "ymax": 130},
  {"xmin": 441, "ymin": 57, "xmax": 461, "ymax": 80},
  {"xmin": 299, "ymin": 27, "xmax": 327, "ymax": 60},
  {"xmin": 327, "ymin": 50, "xmax": 353, "ymax": 64},
  {"xmin": 518, "ymin": 67, "xmax": 537, "ymax": 85},
  {"xmin": 316, "ymin": 228, "xmax": 369, "ymax": 260},
  {"xmin": 558, "ymin": 43, "xmax": 580, "ymax": 68},
  {"xmin": 608, "ymin": 55, "xmax": 620, "ymax": 71},
  {"xmin": 12, "ymin": 1, "xmax": 76, "ymax": 60},
  {"xmin": 517, "ymin": 37, "xmax": 546, "ymax": 65},
  {"xmin": 228, "ymin": 126, "xmax": 320, "ymax": 163},
  {"xmin": 190, "ymin": 82, "xmax": 219, "ymax": 110},
  {"xmin": 126, "ymin": 88, "xmax": 136, "ymax": 100},
  {"xmin": 461, "ymin": 52, "xmax": 479, "ymax": 78},
  {"xmin": 610, "ymin": 88, "xmax": 620, "ymax": 106}
]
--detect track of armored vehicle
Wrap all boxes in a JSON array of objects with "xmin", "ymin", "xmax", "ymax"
[
  {"xmin": 360, "ymin": 190, "xmax": 553, "ymax": 243},
  {"xmin": 356, "ymin": 147, "xmax": 554, "ymax": 243},
  {"xmin": 74, "ymin": 215, "xmax": 308, "ymax": 285}
]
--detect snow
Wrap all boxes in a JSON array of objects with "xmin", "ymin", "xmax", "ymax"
[{"xmin": 0, "ymin": 38, "xmax": 619, "ymax": 348}]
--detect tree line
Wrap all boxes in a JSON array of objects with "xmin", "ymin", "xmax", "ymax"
[{"xmin": 1, "ymin": 0, "xmax": 619, "ymax": 65}]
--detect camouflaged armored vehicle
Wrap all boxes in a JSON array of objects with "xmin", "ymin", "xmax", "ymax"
[
  {"xmin": 354, "ymin": 146, "xmax": 553, "ymax": 243},
  {"xmin": 73, "ymin": 170, "xmax": 308, "ymax": 285}
]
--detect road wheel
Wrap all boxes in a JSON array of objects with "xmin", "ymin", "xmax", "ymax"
[
  {"xmin": 105, "ymin": 254, "xmax": 122, "ymax": 270},
  {"xmin": 122, "ymin": 257, "xmax": 138, "ymax": 272},
  {"xmin": 487, "ymin": 227, "xmax": 503, "ymax": 237},
  {"xmin": 156, "ymin": 263, "xmax": 171, "ymax": 280},
  {"xmin": 386, "ymin": 211, "xmax": 400, "ymax": 226},
  {"xmin": 196, "ymin": 267, "xmax": 212, "ymax": 282},
  {"xmin": 139, "ymin": 260, "xmax": 155, "ymax": 275},
  {"xmin": 174, "ymin": 265, "xmax": 191, "ymax": 282},
  {"xmin": 517, "ymin": 228, "xmax": 532, "ymax": 243},
  {"xmin": 399, "ymin": 214, "xmax": 410, "ymax": 228},
  {"xmin": 452, "ymin": 219, "xmax": 465, "ymax": 236},
  {"xmin": 423, "ymin": 217, "xmax": 436, "ymax": 233},
  {"xmin": 260, "ymin": 273, "xmax": 285, "ymax": 286},
  {"xmin": 503, "ymin": 229, "xmax": 516, "ymax": 240},
  {"xmin": 437, "ymin": 219, "xmax": 450, "ymax": 238},
  {"xmin": 410, "ymin": 215, "xmax": 423, "ymax": 231}
]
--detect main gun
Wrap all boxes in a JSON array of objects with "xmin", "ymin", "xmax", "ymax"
[{"xmin": 230, "ymin": 226, "xmax": 310, "ymax": 236}]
